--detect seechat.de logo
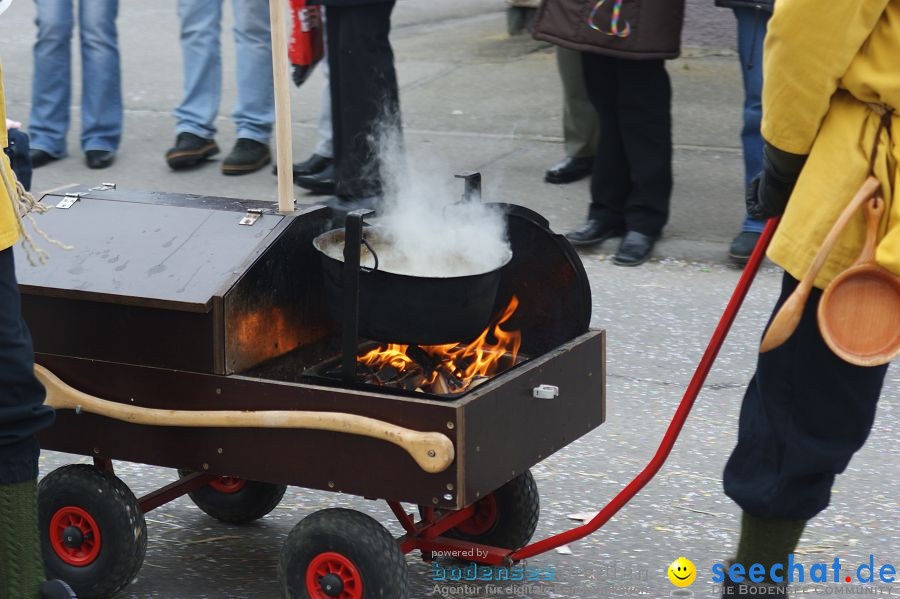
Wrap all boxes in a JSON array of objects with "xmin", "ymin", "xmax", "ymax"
[
  {"xmin": 711, "ymin": 555, "xmax": 897, "ymax": 585},
  {"xmin": 669, "ymin": 558, "xmax": 697, "ymax": 587}
]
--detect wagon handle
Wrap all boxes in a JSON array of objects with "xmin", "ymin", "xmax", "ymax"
[
  {"xmin": 34, "ymin": 365, "xmax": 455, "ymax": 474},
  {"xmin": 511, "ymin": 217, "xmax": 780, "ymax": 561}
]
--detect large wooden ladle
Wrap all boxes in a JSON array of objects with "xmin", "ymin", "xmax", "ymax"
[
  {"xmin": 817, "ymin": 195, "xmax": 900, "ymax": 366},
  {"xmin": 760, "ymin": 176, "xmax": 882, "ymax": 353},
  {"xmin": 34, "ymin": 365, "xmax": 456, "ymax": 474}
]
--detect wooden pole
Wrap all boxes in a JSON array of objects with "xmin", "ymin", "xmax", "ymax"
[{"xmin": 269, "ymin": 0, "xmax": 295, "ymax": 213}]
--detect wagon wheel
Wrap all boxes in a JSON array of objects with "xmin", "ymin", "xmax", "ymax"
[
  {"xmin": 178, "ymin": 469, "xmax": 287, "ymax": 525},
  {"xmin": 422, "ymin": 470, "xmax": 540, "ymax": 551},
  {"xmin": 38, "ymin": 464, "xmax": 147, "ymax": 599},
  {"xmin": 279, "ymin": 508, "xmax": 408, "ymax": 599}
]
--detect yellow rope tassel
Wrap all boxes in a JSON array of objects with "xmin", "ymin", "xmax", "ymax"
[{"xmin": 1, "ymin": 157, "xmax": 72, "ymax": 265}]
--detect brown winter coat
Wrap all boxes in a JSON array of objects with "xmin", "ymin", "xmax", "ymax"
[{"xmin": 532, "ymin": 0, "xmax": 685, "ymax": 60}]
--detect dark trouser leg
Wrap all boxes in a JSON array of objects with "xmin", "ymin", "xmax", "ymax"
[
  {"xmin": 327, "ymin": 1, "xmax": 400, "ymax": 199},
  {"xmin": 0, "ymin": 248, "xmax": 52, "ymax": 486},
  {"xmin": 5, "ymin": 128, "xmax": 33, "ymax": 191},
  {"xmin": 582, "ymin": 53, "xmax": 628, "ymax": 226},
  {"xmin": 724, "ymin": 272, "xmax": 887, "ymax": 521},
  {"xmin": 614, "ymin": 58, "xmax": 672, "ymax": 237},
  {"xmin": 558, "ymin": 47, "xmax": 598, "ymax": 160}
]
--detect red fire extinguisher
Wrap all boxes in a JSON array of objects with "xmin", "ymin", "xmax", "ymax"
[{"xmin": 288, "ymin": 0, "xmax": 324, "ymax": 87}]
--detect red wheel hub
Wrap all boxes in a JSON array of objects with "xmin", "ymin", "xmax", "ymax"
[
  {"xmin": 455, "ymin": 495, "xmax": 499, "ymax": 536},
  {"xmin": 49, "ymin": 506, "xmax": 102, "ymax": 567},
  {"xmin": 306, "ymin": 552, "xmax": 363, "ymax": 599},
  {"xmin": 209, "ymin": 476, "xmax": 246, "ymax": 494}
]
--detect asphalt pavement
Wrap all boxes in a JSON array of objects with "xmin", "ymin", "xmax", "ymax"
[{"xmin": 1, "ymin": 1, "xmax": 897, "ymax": 598}]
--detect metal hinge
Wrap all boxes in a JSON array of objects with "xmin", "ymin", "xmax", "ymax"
[
  {"xmin": 56, "ymin": 192, "xmax": 87, "ymax": 209},
  {"xmin": 239, "ymin": 208, "xmax": 264, "ymax": 226}
]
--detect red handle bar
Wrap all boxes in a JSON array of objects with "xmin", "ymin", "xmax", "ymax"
[{"xmin": 512, "ymin": 217, "xmax": 780, "ymax": 561}]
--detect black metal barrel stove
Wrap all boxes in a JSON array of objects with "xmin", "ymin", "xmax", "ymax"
[{"xmin": 16, "ymin": 177, "xmax": 605, "ymax": 598}]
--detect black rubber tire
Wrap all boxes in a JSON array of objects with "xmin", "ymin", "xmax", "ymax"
[
  {"xmin": 424, "ymin": 470, "xmax": 540, "ymax": 551},
  {"xmin": 178, "ymin": 470, "xmax": 287, "ymax": 525},
  {"xmin": 279, "ymin": 508, "xmax": 408, "ymax": 599},
  {"xmin": 38, "ymin": 464, "xmax": 147, "ymax": 599}
]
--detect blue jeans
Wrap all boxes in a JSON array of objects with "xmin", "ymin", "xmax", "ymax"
[
  {"xmin": 29, "ymin": 0, "xmax": 122, "ymax": 157},
  {"xmin": 174, "ymin": 0, "xmax": 275, "ymax": 144},
  {"xmin": 734, "ymin": 6, "xmax": 770, "ymax": 234}
]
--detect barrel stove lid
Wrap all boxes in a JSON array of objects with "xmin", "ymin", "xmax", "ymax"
[
  {"xmin": 491, "ymin": 203, "xmax": 592, "ymax": 356},
  {"xmin": 14, "ymin": 186, "xmax": 299, "ymax": 313}
]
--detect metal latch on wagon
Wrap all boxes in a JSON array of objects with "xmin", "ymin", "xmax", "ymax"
[
  {"xmin": 533, "ymin": 384, "xmax": 559, "ymax": 399},
  {"xmin": 239, "ymin": 208, "xmax": 264, "ymax": 226}
]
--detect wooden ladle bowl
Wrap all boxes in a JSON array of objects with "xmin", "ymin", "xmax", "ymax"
[{"xmin": 818, "ymin": 196, "xmax": 900, "ymax": 366}]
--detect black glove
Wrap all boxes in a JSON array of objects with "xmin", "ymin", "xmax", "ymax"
[
  {"xmin": 745, "ymin": 144, "xmax": 808, "ymax": 220},
  {"xmin": 292, "ymin": 63, "xmax": 316, "ymax": 87}
]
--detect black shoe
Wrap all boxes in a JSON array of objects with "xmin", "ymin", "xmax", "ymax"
[
  {"xmin": 565, "ymin": 219, "xmax": 625, "ymax": 247},
  {"xmin": 30, "ymin": 149, "xmax": 59, "ymax": 169},
  {"xmin": 222, "ymin": 138, "xmax": 271, "ymax": 175},
  {"xmin": 85, "ymin": 150, "xmax": 115, "ymax": 169},
  {"xmin": 545, "ymin": 156, "xmax": 593, "ymax": 184},
  {"xmin": 295, "ymin": 164, "xmax": 336, "ymax": 195},
  {"xmin": 41, "ymin": 580, "xmax": 77, "ymax": 598},
  {"xmin": 274, "ymin": 153, "xmax": 332, "ymax": 177},
  {"xmin": 613, "ymin": 231, "xmax": 657, "ymax": 266},
  {"xmin": 729, "ymin": 231, "xmax": 761, "ymax": 264},
  {"xmin": 165, "ymin": 132, "xmax": 219, "ymax": 169}
]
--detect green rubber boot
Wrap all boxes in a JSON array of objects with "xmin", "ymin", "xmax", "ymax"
[
  {"xmin": 722, "ymin": 512, "xmax": 807, "ymax": 597},
  {"xmin": 0, "ymin": 479, "xmax": 45, "ymax": 599}
]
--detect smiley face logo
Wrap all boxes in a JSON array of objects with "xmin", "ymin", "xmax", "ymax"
[{"xmin": 668, "ymin": 557, "xmax": 696, "ymax": 587}]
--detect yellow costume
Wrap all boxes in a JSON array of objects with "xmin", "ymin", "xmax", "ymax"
[
  {"xmin": 0, "ymin": 63, "xmax": 20, "ymax": 252},
  {"xmin": 763, "ymin": 0, "xmax": 899, "ymax": 289}
]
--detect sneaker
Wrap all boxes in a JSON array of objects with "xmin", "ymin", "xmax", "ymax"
[
  {"xmin": 165, "ymin": 132, "xmax": 219, "ymax": 170},
  {"xmin": 729, "ymin": 231, "xmax": 762, "ymax": 264},
  {"xmin": 222, "ymin": 138, "xmax": 271, "ymax": 176}
]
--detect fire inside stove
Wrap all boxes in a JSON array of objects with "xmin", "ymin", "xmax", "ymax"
[{"xmin": 355, "ymin": 297, "xmax": 523, "ymax": 396}]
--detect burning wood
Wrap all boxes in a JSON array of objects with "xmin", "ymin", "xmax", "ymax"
[{"xmin": 357, "ymin": 297, "xmax": 522, "ymax": 396}]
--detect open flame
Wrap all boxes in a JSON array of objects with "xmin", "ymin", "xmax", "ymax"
[{"xmin": 358, "ymin": 296, "xmax": 522, "ymax": 395}]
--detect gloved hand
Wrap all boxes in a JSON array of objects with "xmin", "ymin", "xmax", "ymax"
[
  {"xmin": 292, "ymin": 63, "xmax": 316, "ymax": 87},
  {"xmin": 745, "ymin": 144, "xmax": 808, "ymax": 220}
]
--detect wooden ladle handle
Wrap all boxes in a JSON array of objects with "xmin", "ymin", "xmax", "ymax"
[
  {"xmin": 35, "ymin": 365, "xmax": 456, "ymax": 474},
  {"xmin": 853, "ymin": 195, "xmax": 885, "ymax": 267},
  {"xmin": 760, "ymin": 176, "xmax": 882, "ymax": 353}
]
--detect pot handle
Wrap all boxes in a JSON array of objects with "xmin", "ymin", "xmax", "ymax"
[{"xmin": 360, "ymin": 237, "xmax": 379, "ymax": 273}]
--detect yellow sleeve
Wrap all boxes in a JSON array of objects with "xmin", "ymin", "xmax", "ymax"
[
  {"xmin": 761, "ymin": 0, "xmax": 889, "ymax": 155},
  {"xmin": 0, "ymin": 62, "xmax": 21, "ymax": 251}
]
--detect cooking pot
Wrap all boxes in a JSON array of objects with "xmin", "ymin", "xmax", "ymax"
[{"xmin": 313, "ymin": 223, "xmax": 513, "ymax": 346}]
